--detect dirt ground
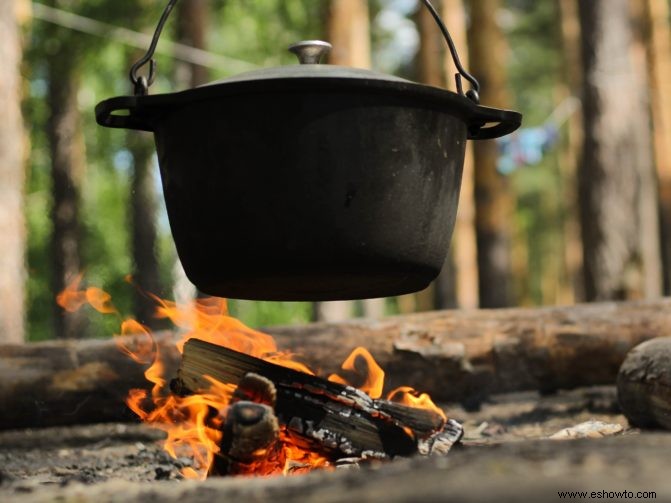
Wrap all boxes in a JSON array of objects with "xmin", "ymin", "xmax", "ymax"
[{"xmin": 1, "ymin": 386, "xmax": 669, "ymax": 502}]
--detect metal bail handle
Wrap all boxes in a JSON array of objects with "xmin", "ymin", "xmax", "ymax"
[{"xmin": 129, "ymin": 0, "xmax": 480, "ymax": 103}]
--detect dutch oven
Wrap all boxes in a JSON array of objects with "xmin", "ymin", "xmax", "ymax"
[{"xmin": 96, "ymin": 0, "xmax": 522, "ymax": 301}]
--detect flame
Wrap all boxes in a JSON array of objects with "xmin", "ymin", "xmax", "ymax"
[
  {"xmin": 387, "ymin": 386, "xmax": 447, "ymax": 422},
  {"xmin": 328, "ymin": 347, "xmax": 385, "ymax": 399},
  {"xmin": 57, "ymin": 276, "xmax": 446, "ymax": 478},
  {"xmin": 56, "ymin": 274, "xmax": 116, "ymax": 314}
]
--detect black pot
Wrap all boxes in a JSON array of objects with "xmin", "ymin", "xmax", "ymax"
[{"xmin": 96, "ymin": 5, "xmax": 521, "ymax": 301}]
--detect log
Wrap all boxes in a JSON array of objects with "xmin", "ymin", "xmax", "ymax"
[
  {"xmin": 173, "ymin": 339, "xmax": 446, "ymax": 459},
  {"xmin": 267, "ymin": 299, "xmax": 671, "ymax": 407},
  {"xmin": 0, "ymin": 332, "xmax": 182, "ymax": 430},
  {"xmin": 617, "ymin": 337, "xmax": 671, "ymax": 429},
  {"xmin": 2, "ymin": 299, "xmax": 671, "ymax": 429}
]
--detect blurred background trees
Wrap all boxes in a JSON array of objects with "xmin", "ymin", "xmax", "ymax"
[{"xmin": 3, "ymin": 0, "xmax": 671, "ymax": 341}]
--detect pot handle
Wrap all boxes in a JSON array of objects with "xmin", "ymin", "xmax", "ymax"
[
  {"xmin": 467, "ymin": 106, "xmax": 523, "ymax": 141},
  {"xmin": 95, "ymin": 96, "xmax": 155, "ymax": 132},
  {"xmin": 128, "ymin": 0, "xmax": 481, "ymax": 104}
]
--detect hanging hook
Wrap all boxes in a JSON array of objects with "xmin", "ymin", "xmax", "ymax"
[
  {"xmin": 129, "ymin": 0, "xmax": 479, "ymax": 103},
  {"xmin": 419, "ymin": 0, "xmax": 480, "ymax": 104},
  {"xmin": 129, "ymin": 0, "xmax": 179, "ymax": 96}
]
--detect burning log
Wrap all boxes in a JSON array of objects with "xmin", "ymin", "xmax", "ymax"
[
  {"xmin": 617, "ymin": 337, "xmax": 671, "ymax": 430},
  {"xmin": 209, "ymin": 374, "xmax": 284, "ymax": 476},
  {"xmin": 173, "ymin": 339, "xmax": 456, "ymax": 460},
  {"xmin": 2, "ymin": 298, "xmax": 671, "ymax": 430}
]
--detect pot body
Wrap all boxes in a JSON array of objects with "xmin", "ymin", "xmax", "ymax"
[{"xmin": 153, "ymin": 86, "xmax": 467, "ymax": 300}]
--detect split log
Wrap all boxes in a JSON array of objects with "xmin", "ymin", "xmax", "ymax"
[
  {"xmin": 2, "ymin": 299, "xmax": 671, "ymax": 429},
  {"xmin": 617, "ymin": 337, "xmax": 671, "ymax": 430},
  {"xmin": 173, "ymin": 338, "xmax": 447, "ymax": 459}
]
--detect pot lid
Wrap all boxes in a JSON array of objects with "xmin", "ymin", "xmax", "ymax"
[{"xmin": 201, "ymin": 41, "xmax": 412, "ymax": 88}]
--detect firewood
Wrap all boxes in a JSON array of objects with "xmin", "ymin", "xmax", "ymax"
[
  {"xmin": 209, "ymin": 401, "xmax": 284, "ymax": 476},
  {"xmin": 617, "ymin": 337, "xmax": 671, "ymax": 430},
  {"xmin": 173, "ymin": 338, "xmax": 451, "ymax": 459}
]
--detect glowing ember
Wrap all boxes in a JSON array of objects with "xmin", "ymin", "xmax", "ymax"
[{"xmin": 58, "ymin": 276, "xmax": 447, "ymax": 479}]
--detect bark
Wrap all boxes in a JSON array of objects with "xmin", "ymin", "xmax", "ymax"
[
  {"xmin": 327, "ymin": 0, "xmax": 371, "ymax": 68},
  {"xmin": 578, "ymin": 0, "xmax": 662, "ymax": 301},
  {"xmin": 46, "ymin": 6, "xmax": 87, "ymax": 339},
  {"xmin": 557, "ymin": 0, "xmax": 584, "ymax": 303},
  {"xmin": 467, "ymin": 0, "xmax": 514, "ymax": 308},
  {"xmin": 0, "ymin": 0, "xmax": 28, "ymax": 343},
  {"xmin": 617, "ymin": 337, "xmax": 671, "ymax": 430},
  {"xmin": 172, "ymin": 0, "xmax": 210, "ymax": 302},
  {"xmin": 0, "ymin": 332, "xmax": 182, "ymax": 430},
  {"xmin": 2, "ymin": 299, "xmax": 671, "ymax": 429},
  {"xmin": 438, "ymin": 0, "xmax": 478, "ymax": 309},
  {"xmin": 413, "ymin": 3, "xmax": 452, "ymax": 311},
  {"xmin": 175, "ymin": 0, "xmax": 209, "ymax": 88},
  {"xmin": 316, "ymin": 0, "xmax": 372, "ymax": 321},
  {"xmin": 641, "ymin": 0, "xmax": 671, "ymax": 294}
]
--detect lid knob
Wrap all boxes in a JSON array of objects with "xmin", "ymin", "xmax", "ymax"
[{"xmin": 288, "ymin": 40, "xmax": 332, "ymax": 65}]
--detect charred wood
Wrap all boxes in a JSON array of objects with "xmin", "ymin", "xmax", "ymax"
[{"xmin": 173, "ymin": 339, "xmax": 446, "ymax": 459}]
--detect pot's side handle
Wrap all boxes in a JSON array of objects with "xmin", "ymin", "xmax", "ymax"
[
  {"xmin": 467, "ymin": 106, "xmax": 522, "ymax": 141},
  {"xmin": 95, "ymin": 96, "xmax": 155, "ymax": 132}
]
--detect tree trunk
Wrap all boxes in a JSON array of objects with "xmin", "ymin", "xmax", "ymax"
[
  {"xmin": 46, "ymin": 4, "xmax": 87, "ymax": 339},
  {"xmin": 2, "ymin": 298, "xmax": 671, "ymax": 429},
  {"xmin": 317, "ymin": 0, "xmax": 372, "ymax": 321},
  {"xmin": 467, "ymin": 0, "xmax": 514, "ymax": 308},
  {"xmin": 641, "ymin": 0, "xmax": 671, "ymax": 295},
  {"xmin": 557, "ymin": 0, "xmax": 584, "ymax": 303},
  {"xmin": 438, "ymin": 0, "xmax": 478, "ymax": 309},
  {"xmin": 578, "ymin": 0, "xmax": 662, "ymax": 301},
  {"xmin": 175, "ymin": 0, "xmax": 209, "ymax": 89},
  {"xmin": 128, "ymin": 127, "xmax": 163, "ymax": 327},
  {"xmin": 327, "ymin": 0, "xmax": 371, "ymax": 68},
  {"xmin": 0, "ymin": 0, "xmax": 29, "ymax": 343},
  {"xmin": 172, "ymin": 0, "xmax": 210, "ymax": 303}
]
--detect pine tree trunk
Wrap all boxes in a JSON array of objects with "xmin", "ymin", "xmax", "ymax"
[
  {"xmin": 316, "ymin": 0, "xmax": 372, "ymax": 321},
  {"xmin": 557, "ymin": 0, "xmax": 584, "ymax": 303},
  {"xmin": 172, "ymin": 0, "xmax": 210, "ymax": 304},
  {"xmin": 578, "ymin": 0, "xmax": 662, "ymax": 301},
  {"xmin": 327, "ymin": 0, "xmax": 371, "ymax": 68},
  {"xmin": 46, "ymin": 9, "xmax": 87, "ymax": 339},
  {"xmin": 437, "ymin": 0, "xmax": 478, "ymax": 309},
  {"xmin": 0, "ymin": 0, "xmax": 29, "ymax": 343},
  {"xmin": 642, "ymin": 0, "xmax": 671, "ymax": 295},
  {"xmin": 468, "ymin": 0, "xmax": 514, "ymax": 308},
  {"xmin": 175, "ymin": 0, "xmax": 209, "ymax": 88}
]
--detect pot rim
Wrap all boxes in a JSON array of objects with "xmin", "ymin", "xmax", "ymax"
[{"xmin": 96, "ymin": 76, "xmax": 522, "ymax": 140}]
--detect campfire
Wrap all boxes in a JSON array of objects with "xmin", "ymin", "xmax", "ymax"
[{"xmin": 57, "ymin": 276, "xmax": 462, "ymax": 479}]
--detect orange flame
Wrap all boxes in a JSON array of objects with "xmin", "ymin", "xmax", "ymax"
[
  {"xmin": 56, "ymin": 274, "xmax": 116, "ymax": 314},
  {"xmin": 328, "ymin": 347, "xmax": 385, "ymax": 399},
  {"xmin": 57, "ymin": 276, "xmax": 446, "ymax": 478},
  {"xmin": 387, "ymin": 386, "xmax": 447, "ymax": 422}
]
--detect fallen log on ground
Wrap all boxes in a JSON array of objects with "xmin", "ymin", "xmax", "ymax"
[{"xmin": 2, "ymin": 299, "xmax": 671, "ymax": 429}]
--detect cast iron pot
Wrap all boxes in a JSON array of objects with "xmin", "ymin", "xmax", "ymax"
[{"xmin": 96, "ymin": 1, "xmax": 522, "ymax": 301}]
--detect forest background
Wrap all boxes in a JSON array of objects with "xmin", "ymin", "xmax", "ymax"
[{"xmin": 1, "ymin": 0, "xmax": 670, "ymax": 342}]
